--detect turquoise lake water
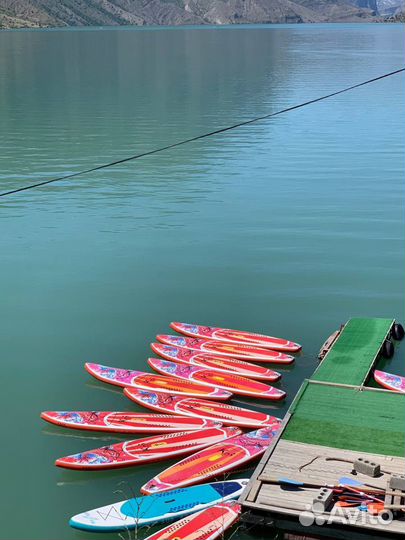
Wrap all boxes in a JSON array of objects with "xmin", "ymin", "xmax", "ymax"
[{"xmin": 0, "ymin": 23, "xmax": 404, "ymax": 540}]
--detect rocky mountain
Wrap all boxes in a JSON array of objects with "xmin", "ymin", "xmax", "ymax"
[
  {"xmin": 354, "ymin": 0, "xmax": 378, "ymax": 12},
  {"xmin": 377, "ymin": 0, "xmax": 404, "ymax": 14},
  {"xmin": 0, "ymin": 0, "xmax": 382, "ymax": 29}
]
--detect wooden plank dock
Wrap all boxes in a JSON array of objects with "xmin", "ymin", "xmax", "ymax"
[{"xmin": 240, "ymin": 318, "xmax": 405, "ymax": 539}]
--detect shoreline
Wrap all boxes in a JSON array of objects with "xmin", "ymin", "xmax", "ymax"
[{"xmin": 1, "ymin": 19, "xmax": 403, "ymax": 32}]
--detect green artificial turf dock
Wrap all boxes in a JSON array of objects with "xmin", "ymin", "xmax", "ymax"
[
  {"xmin": 241, "ymin": 317, "xmax": 404, "ymax": 537},
  {"xmin": 312, "ymin": 317, "xmax": 394, "ymax": 386},
  {"xmin": 282, "ymin": 381, "xmax": 405, "ymax": 457}
]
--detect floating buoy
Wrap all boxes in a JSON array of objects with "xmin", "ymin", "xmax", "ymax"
[
  {"xmin": 392, "ymin": 323, "xmax": 405, "ymax": 341},
  {"xmin": 381, "ymin": 340, "xmax": 394, "ymax": 359}
]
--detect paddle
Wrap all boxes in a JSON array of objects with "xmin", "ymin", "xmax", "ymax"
[
  {"xmin": 335, "ymin": 501, "xmax": 364, "ymax": 508},
  {"xmin": 267, "ymin": 477, "xmax": 384, "ymax": 503},
  {"xmin": 337, "ymin": 478, "xmax": 384, "ymax": 503},
  {"xmin": 338, "ymin": 476, "xmax": 383, "ymax": 491},
  {"xmin": 268, "ymin": 477, "xmax": 381, "ymax": 492}
]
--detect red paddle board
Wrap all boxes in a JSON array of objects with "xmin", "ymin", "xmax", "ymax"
[
  {"xmin": 143, "ymin": 501, "xmax": 241, "ymax": 540},
  {"xmin": 141, "ymin": 426, "xmax": 280, "ymax": 494},
  {"xmin": 55, "ymin": 426, "xmax": 240, "ymax": 470},
  {"xmin": 41, "ymin": 411, "xmax": 221, "ymax": 433},
  {"xmin": 148, "ymin": 358, "xmax": 286, "ymax": 401},
  {"xmin": 124, "ymin": 388, "xmax": 281, "ymax": 428},
  {"xmin": 151, "ymin": 343, "xmax": 281, "ymax": 381},
  {"xmin": 171, "ymin": 322, "xmax": 301, "ymax": 352},
  {"xmin": 85, "ymin": 363, "xmax": 231, "ymax": 400},
  {"xmin": 157, "ymin": 335, "xmax": 294, "ymax": 364},
  {"xmin": 374, "ymin": 370, "xmax": 405, "ymax": 393}
]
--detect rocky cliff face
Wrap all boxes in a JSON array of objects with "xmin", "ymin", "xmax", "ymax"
[
  {"xmin": 353, "ymin": 0, "xmax": 378, "ymax": 13},
  {"xmin": 377, "ymin": 0, "xmax": 404, "ymax": 14},
  {"xmin": 0, "ymin": 0, "xmax": 380, "ymax": 29}
]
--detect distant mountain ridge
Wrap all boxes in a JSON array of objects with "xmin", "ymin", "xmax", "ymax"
[{"xmin": 0, "ymin": 0, "xmax": 398, "ymax": 29}]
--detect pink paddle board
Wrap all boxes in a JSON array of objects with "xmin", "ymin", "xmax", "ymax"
[
  {"xmin": 141, "ymin": 426, "xmax": 280, "ymax": 494},
  {"xmin": 374, "ymin": 370, "xmax": 405, "ymax": 393},
  {"xmin": 171, "ymin": 322, "xmax": 301, "ymax": 352},
  {"xmin": 55, "ymin": 426, "xmax": 240, "ymax": 470},
  {"xmin": 85, "ymin": 362, "xmax": 231, "ymax": 400},
  {"xmin": 148, "ymin": 358, "xmax": 286, "ymax": 401},
  {"xmin": 143, "ymin": 501, "xmax": 241, "ymax": 540},
  {"xmin": 125, "ymin": 388, "xmax": 281, "ymax": 428},
  {"xmin": 41, "ymin": 411, "xmax": 220, "ymax": 433},
  {"xmin": 151, "ymin": 343, "xmax": 281, "ymax": 381},
  {"xmin": 157, "ymin": 335, "xmax": 294, "ymax": 364}
]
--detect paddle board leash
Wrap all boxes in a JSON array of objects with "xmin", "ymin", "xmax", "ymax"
[{"xmin": 1, "ymin": 67, "xmax": 404, "ymax": 198}]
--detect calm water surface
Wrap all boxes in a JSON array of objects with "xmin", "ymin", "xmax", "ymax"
[{"xmin": 0, "ymin": 23, "xmax": 404, "ymax": 540}]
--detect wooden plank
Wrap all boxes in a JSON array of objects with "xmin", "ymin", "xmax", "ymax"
[
  {"xmin": 246, "ymin": 480, "xmax": 262, "ymax": 503},
  {"xmin": 256, "ymin": 498, "xmax": 308, "ymax": 512},
  {"xmin": 260, "ymin": 440, "xmax": 405, "ymax": 471},
  {"xmin": 393, "ymin": 489, "xmax": 403, "ymax": 508}
]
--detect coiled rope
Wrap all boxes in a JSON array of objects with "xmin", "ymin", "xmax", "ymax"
[{"xmin": 1, "ymin": 67, "xmax": 404, "ymax": 198}]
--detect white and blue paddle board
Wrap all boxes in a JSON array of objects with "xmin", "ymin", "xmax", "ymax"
[{"xmin": 69, "ymin": 479, "xmax": 248, "ymax": 532}]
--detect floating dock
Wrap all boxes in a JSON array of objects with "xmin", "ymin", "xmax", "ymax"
[{"xmin": 240, "ymin": 318, "xmax": 405, "ymax": 539}]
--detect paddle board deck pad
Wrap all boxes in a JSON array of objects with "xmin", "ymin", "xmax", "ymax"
[
  {"xmin": 374, "ymin": 370, "xmax": 405, "ymax": 393},
  {"xmin": 55, "ymin": 427, "xmax": 240, "ymax": 470},
  {"xmin": 69, "ymin": 479, "xmax": 247, "ymax": 532},
  {"xmin": 143, "ymin": 501, "xmax": 241, "ymax": 540},
  {"xmin": 125, "ymin": 388, "xmax": 282, "ymax": 428},
  {"xmin": 41, "ymin": 411, "xmax": 221, "ymax": 433},
  {"xmin": 151, "ymin": 343, "xmax": 281, "ymax": 381},
  {"xmin": 157, "ymin": 335, "xmax": 294, "ymax": 364},
  {"xmin": 148, "ymin": 358, "xmax": 286, "ymax": 401},
  {"xmin": 85, "ymin": 363, "xmax": 232, "ymax": 400},
  {"xmin": 171, "ymin": 322, "xmax": 301, "ymax": 352},
  {"xmin": 141, "ymin": 426, "xmax": 280, "ymax": 494}
]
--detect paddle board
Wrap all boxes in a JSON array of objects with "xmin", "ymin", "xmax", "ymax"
[
  {"xmin": 157, "ymin": 335, "xmax": 294, "ymax": 364},
  {"xmin": 171, "ymin": 321, "xmax": 301, "ymax": 352},
  {"xmin": 151, "ymin": 343, "xmax": 281, "ymax": 381},
  {"xmin": 148, "ymin": 358, "xmax": 286, "ymax": 401},
  {"xmin": 55, "ymin": 426, "xmax": 240, "ymax": 470},
  {"xmin": 41, "ymin": 411, "xmax": 221, "ymax": 433},
  {"xmin": 141, "ymin": 426, "xmax": 280, "ymax": 494},
  {"xmin": 143, "ymin": 501, "xmax": 241, "ymax": 540},
  {"xmin": 85, "ymin": 363, "xmax": 232, "ymax": 400},
  {"xmin": 125, "ymin": 388, "xmax": 281, "ymax": 428},
  {"xmin": 374, "ymin": 370, "xmax": 405, "ymax": 393},
  {"xmin": 69, "ymin": 479, "xmax": 247, "ymax": 532}
]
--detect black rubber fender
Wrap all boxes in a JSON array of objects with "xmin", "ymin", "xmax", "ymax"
[
  {"xmin": 381, "ymin": 340, "xmax": 394, "ymax": 359},
  {"xmin": 392, "ymin": 323, "xmax": 405, "ymax": 341}
]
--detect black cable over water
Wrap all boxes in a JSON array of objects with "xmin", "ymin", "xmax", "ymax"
[{"xmin": 1, "ymin": 67, "xmax": 404, "ymax": 198}]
